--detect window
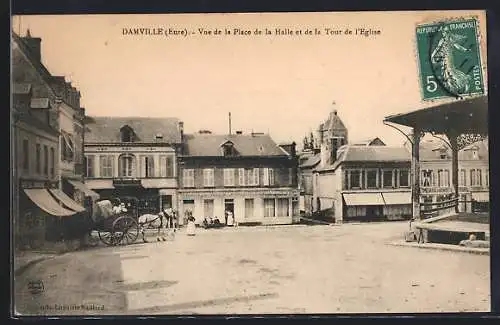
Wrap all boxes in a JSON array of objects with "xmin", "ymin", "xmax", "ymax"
[
  {"xmin": 350, "ymin": 170, "xmax": 361, "ymax": 189},
  {"xmin": 224, "ymin": 168, "xmax": 235, "ymax": 186},
  {"xmin": 263, "ymin": 168, "xmax": 275, "ymax": 186},
  {"xmin": 204, "ymin": 199, "xmax": 214, "ymax": 217},
  {"xmin": 203, "ymin": 168, "xmax": 215, "ymax": 187},
  {"xmin": 470, "ymin": 169, "xmax": 482, "ymax": 186},
  {"xmin": 277, "ymin": 198, "xmax": 289, "ymax": 217},
  {"xmin": 160, "ymin": 156, "xmax": 174, "ymax": 178},
  {"xmin": 486, "ymin": 169, "xmax": 489, "ymax": 187},
  {"xmin": 183, "ymin": 169, "xmax": 194, "ymax": 187},
  {"xmin": 245, "ymin": 199, "xmax": 254, "ymax": 218},
  {"xmin": 245, "ymin": 168, "xmax": 259, "ymax": 186},
  {"xmin": 459, "ymin": 169, "xmax": 466, "ymax": 186},
  {"xmin": 61, "ymin": 132, "xmax": 74, "ymax": 161},
  {"xmin": 264, "ymin": 199, "xmax": 275, "ymax": 217},
  {"xmin": 100, "ymin": 155, "xmax": 114, "ymax": 178},
  {"xmin": 144, "ymin": 156, "xmax": 155, "ymax": 178},
  {"xmin": 50, "ymin": 147, "xmax": 55, "ymax": 176},
  {"xmin": 86, "ymin": 155, "xmax": 94, "ymax": 177},
  {"xmin": 437, "ymin": 169, "xmax": 450, "ymax": 187},
  {"xmin": 288, "ymin": 168, "xmax": 293, "ymax": 185},
  {"xmin": 366, "ymin": 170, "xmax": 378, "ymax": 189},
  {"xmin": 421, "ymin": 170, "xmax": 433, "ymax": 187},
  {"xmin": 22, "ymin": 139, "xmax": 29, "ymax": 171},
  {"xmin": 238, "ymin": 168, "xmax": 245, "ymax": 186},
  {"xmin": 222, "ymin": 143, "xmax": 235, "ymax": 156},
  {"xmin": 119, "ymin": 154, "xmax": 135, "ymax": 177},
  {"xmin": 399, "ymin": 170, "xmax": 409, "ymax": 187},
  {"xmin": 382, "ymin": 170, "xmax": 393, "ymax": 188},
  {"xmin": 120, "ymin": 126, "xmax": 134, "ymax": 142},
  {"xmin": 43, "ymin": 145, "xmax": 48, "ymax": 175},
  {"xmin": 35, "ymin": 143, "xmax": 41, "ymax": 174}
]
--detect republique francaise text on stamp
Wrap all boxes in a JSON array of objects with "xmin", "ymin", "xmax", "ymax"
[{"xmin": 416, "ymin": 18, "xmax": 485, "ymax": 101}]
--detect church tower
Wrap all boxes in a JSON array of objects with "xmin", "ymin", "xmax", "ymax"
[{"xmin": 318, "ymin": 102, "xmax": 348, "ymax": 166}]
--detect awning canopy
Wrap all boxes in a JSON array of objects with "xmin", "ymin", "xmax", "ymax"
[
  {"xmin": 472, "ymin": 192, "xmax": 489, "ymax": 202},
  {"xmin": 382, "ymin": 192, "xmax": 412, "ymax": 205},
  {"xmin": 343, "ymin": 193, "xmax": 385, "ymax": 206},
  {"xmin": 49, "ymin": 188, "xmax": 86, "ymax": 213},
  {"xmin": 384, "ymin": 96, "xmax": 488, "ymax": 134},
  {"xmin": 68, "ymin": 180, "xmax": 100, "ymax": 198},
  {"xmin": 24, "ymin": 189, "xmax": 76, "ymax": 217}
]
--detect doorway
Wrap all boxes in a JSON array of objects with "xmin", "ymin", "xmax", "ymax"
[
  {"xmin": 224, "ymin": 199, "xmax": 234, "ymax": 225},
  {"xmin": 366, "ymin": 205, "xmax": 383, "ymax": 221}
]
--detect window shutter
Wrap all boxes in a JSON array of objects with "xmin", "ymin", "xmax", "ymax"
[
  {"xmin": 263, "ymin": 168, "xmax": 269, "ymax": 186},
  {"xmin": 238, "ymin": 168, "xmax": 245, "ymax": 186},
  {"xmin": 139, "ymin": 155, "xmax": 145, "ymax": 178}
]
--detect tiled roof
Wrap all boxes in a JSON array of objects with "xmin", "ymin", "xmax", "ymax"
[
  {"xmin": 183, "ymin": 133, "xmax": 289, "ymax": 157},
  {"xmin": 319, "ymin": 111, "xmax": 347, "ymax": 132},
  {"xmin": 315, "ymin": 145, "xmax": 411, "ymax": 172},
  {"xmin": 85, "ymin": 116, "xmax": 182, "ymax": 144},
  {"xmin": 299, "ymin": 153, "xmax": 321, "ymax": 168},
  {"xmin": 13, "ymin": 83, "xmax": 32, "ymax": 95},
  {"xmin": 351, "ymin": 137, "xmax": 386, "ymax": 146},
  {"xmin": 30, "ymin": 98, "xmax": 50, "ymax": 109},
  {"xmin": 418, "ymin": 138, "xmax": 489, "ymax": 161},
  {"xmin": 460, "ymin": 139, "xmax": 488, "ymax": 160}
]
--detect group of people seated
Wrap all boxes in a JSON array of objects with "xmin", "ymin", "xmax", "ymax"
[{"xmin": 202, "ymin": 216, "xmax": 223, "ymax": 229}]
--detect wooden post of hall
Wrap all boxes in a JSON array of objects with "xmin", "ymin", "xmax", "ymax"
[
  {"xmin": 448, "ymin": 130, "xmax": 460, "ymax": 214},
  {"xmin": 412, "ymin": 129, "xmax": 421, "ymax": 220}
]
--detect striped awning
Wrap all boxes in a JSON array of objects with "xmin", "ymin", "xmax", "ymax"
[
  {"xmin": 343, "ymin": 193, "xmax": 385, "ymax": 206},
  {"xmin": 49, "ymin": 188, "xmax": 86, "ymax": 213},
  {"xmin": 381, "ymin": 192, "xmax": 411, "ymax": 205},
  {"xmin": 23, "ymin": 189, "xmax": 76, "ymax": 217},
  {"xmin": 68, "ymin": 180, "xmax": 100, "ymax": 198}
]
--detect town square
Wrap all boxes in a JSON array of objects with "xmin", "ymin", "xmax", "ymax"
[{"xmin": 11, "ymin": 11, "xmax": 490, "ymax": 316}]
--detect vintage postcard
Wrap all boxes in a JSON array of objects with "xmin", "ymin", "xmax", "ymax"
[{"xmin": 11, "ymin": 10, "xmax": 490, "ymax": 316}]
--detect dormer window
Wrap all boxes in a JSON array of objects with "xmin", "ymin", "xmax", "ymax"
[
  {"xmin": 120, "ymin": 125, "xmax": 135, "ymax": 143},
  {"xmin": 221, "ymin": 140, "xmax": 235, "ymax": 157}
]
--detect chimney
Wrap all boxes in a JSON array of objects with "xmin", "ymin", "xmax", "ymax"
[
  {"xmin": 178, "ymin": 121, "xmax": 184, "ymax": 141},
  {"xmin": 22, "ymin": 29, "xmax": 42, "ymax": 61}
]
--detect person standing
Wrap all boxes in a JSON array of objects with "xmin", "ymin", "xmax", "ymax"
[{"xmin": 227, "ymin": 210, "xmax": 234, "ymax": 227}]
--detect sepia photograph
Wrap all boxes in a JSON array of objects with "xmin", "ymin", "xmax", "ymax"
[{"xmin": 11, "ymin": 10, "xmax": 490, "ymax": 316}]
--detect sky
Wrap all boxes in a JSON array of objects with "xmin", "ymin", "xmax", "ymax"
[{"xmin": 11, "ymin": 11, "xmax": 487, "ymax": 148}]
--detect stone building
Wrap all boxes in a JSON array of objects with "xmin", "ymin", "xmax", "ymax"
[
  {"xmin": 177, "ymin": 131, "xmax": 300, "ymax": 226},
  {"xmin": 12, "ymin": 30, "xmax": 94, "ymax": 250},
  {"xmin": 314, "ymin": 144, "xmax": 412, "ymax": 223},
  {"xmin": 413, "ymin": 137, "xmax": 489, "ymax": 214},
  {"xmin": 83, "ymin": 117, "xmax": 183, "ymax": 214}
]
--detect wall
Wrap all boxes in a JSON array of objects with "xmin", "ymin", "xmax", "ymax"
[{"xmin": 179, "ymin": 157, "xmax": 296, "ymax": 189}]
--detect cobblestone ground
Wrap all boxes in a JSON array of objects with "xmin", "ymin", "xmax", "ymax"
[{"xmin": 13, "ymin": 222, "xmax": 490, "ymax": 315}]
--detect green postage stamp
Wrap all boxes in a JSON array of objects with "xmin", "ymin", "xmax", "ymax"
[{"xmin": 416, "ymin": 18, "xmax": 485, "ymax": 100}]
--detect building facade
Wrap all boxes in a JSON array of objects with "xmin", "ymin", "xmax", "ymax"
[
  {"xmin": 415, "ymin": 138, "xmax": 490, "ymax": 214},
  {"xmin": 84, "ymin": 117, "xmax": 183, "ymax": 214},
  {"xmin": 298, "ymin": 149, "xmax": 320, "ymax": 216},
  {"xmin": 177, "ymin": 132, "xmax": 300, "ymax": 226},
  {"xmin": 12, "ymin": 30, "xmax": 92, "ymax": 250},
  {"xmin": 314, "ymin": 145, "xmax": 412, "ymax": 223}
]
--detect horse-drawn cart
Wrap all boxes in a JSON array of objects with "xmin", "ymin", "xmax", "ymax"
[{"xmin": 92, "ymin": 199, "xmax": 140, "ymax": 246}]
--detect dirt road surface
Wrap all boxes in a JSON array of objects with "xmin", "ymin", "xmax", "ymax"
[{"xmin": 13, "ymin": 222, "xmax": 490, "ymax": 315}]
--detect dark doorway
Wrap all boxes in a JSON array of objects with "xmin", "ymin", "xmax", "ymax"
[
  {"xmin": 224, "ymin": 199, "xmax": 234, "ymax": 225},
  {"xmin": 366, "ymin": 205, "xmax": 384, "ymax": 221}
]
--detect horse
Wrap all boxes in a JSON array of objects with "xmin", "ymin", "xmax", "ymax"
[{"xmin": 137, "ymin": 211, "xmax": 177, "ymax": 243}]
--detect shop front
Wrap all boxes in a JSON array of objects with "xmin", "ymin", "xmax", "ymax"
[
  {"xmin": 17, "ymin": 179, "xmax": 85, "ymax": 250},
  {"xmin": 178, "ymin": 188, "xmax": 300, "ymax": 226}
]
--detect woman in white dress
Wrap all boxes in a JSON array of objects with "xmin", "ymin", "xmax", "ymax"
[{"xmin": 186, "ymin": 210, "xmax": 196, "ymax": 236}]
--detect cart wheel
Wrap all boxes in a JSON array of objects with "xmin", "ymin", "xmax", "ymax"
[
  {"xmin": 113, "ymin": 216, "xmax": 139, "ymax": 245},
  {"xmin": 98, "ymin": 230, "xmax": 117, "ymax": 246}
]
